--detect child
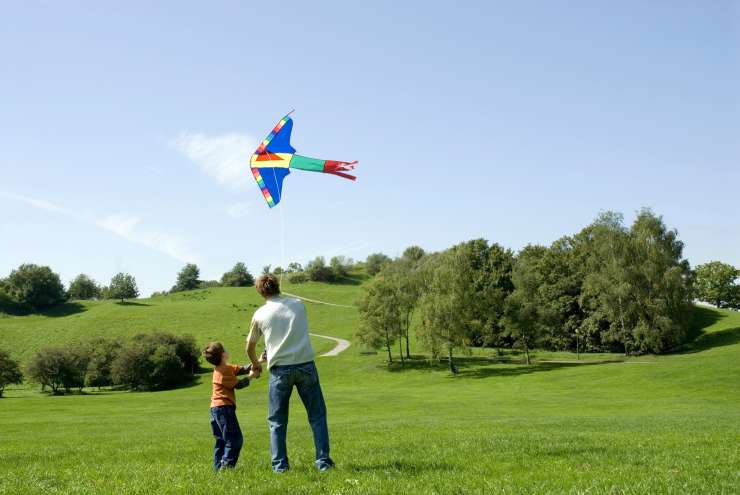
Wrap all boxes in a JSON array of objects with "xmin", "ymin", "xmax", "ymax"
[{"xmin": 203, "ymin": 341, "xmax": 260, "ymax": 471}]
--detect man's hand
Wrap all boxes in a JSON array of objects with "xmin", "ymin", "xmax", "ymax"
[
  {"xmin": 259, "ymin": 350, "xmax": 267, "ymax": 363},
  {"xmin": 247, "ymin": 340, "xmax": 262, "ymax": 373},
  {"xmin": 248, "ymin": 368, "xmax": 261, "ymax": 379}
]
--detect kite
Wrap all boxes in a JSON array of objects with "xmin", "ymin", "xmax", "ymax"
[{"xmin": 250, "ymin": 113, "xmax": 357, "ymax": 207}]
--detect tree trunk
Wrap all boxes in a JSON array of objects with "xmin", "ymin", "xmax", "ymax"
[
  {"xmin": 399, "ymin": 337, "xmax": 405, "ymax": 366},
  {"xmin": 448, "ymin": 345, "xmax": 457, "ymax": 373},
  {"xmin": 524, "ymin": 345, "xmax": 530, "ymax": 365},
  {"xmin": 405, "ymin": 313, "xmax": 412, "ymax": 358},
  {"xmin": 384, "ymin": 326, "xmax": 393, "ymax": 363}
]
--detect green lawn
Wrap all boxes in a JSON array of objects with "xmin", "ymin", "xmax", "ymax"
[{"xmin": 0, "ymin": 283, "xmax": 738, "ymax": 494}]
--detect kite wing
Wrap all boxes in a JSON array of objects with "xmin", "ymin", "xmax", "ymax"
[
  {"xmin": 250, "ymin": 113, "xmax": 357, "ymax": 208},
  {"xmin": 251, "ymin": 114, "xmax": 295, "ymax": 208}
]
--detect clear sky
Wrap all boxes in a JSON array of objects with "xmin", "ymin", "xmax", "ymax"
[{"xmin": 1, "ymin": 1, "xmax": 737, "ymax": 296}]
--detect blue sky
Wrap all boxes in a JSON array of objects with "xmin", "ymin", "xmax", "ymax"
[{"xmin": 1, "ymin": 1, "xmax": 737, "ymax": 296}]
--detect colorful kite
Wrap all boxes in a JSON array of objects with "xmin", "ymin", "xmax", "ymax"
[{"xmin": 250, "ymin": 113, "xmax": 357, "ymax": 208}]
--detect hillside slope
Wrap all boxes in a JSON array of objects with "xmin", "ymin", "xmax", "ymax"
[{"xmin": 0, "ymin": 283, "xmax": 738, "ymax": 494}]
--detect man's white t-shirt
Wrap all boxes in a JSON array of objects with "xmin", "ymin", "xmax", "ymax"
[{"xmin": 247, "ymin": 296, "xmax": 315, "ymax": 369}]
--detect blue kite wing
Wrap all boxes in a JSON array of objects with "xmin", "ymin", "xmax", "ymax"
[
  {"xmin": 265, "ymin": 117, "xmax": 296, "ymax": 155},
  {"xmin": 252, "ymin": 167, "xmax": 291, "ymax": 208}
]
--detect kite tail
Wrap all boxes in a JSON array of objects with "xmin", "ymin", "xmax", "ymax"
[{"xmin": 323, "ymin": 160, "xmax": 357, "ymax": 181}]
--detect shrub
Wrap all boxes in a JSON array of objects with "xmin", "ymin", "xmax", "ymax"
[
  {"xmin": 221, "ymin": 262, "xmax": 255, "ymax": 287},
  {"xmin": 0, "ymin": 350, "xmax": 23, "ymax": 397},
  {"xmin": 84, "ymin": 338, "xmax": 122, "ymax": 388},
  {"xmin": 306, "ymin": 256, "xmax": 335, "ymax": 282},
  {"xmin": 68, "ymin": 274, "xmax": 101, "ymax": 300},
  {"xmin": 26, "ymin": 347, "xmax": 85, "ymax": 394},
  {"xmin": 112, "ymin": 332, "xmax": 199, "ymax": 390},
  {"xmin": 288, "ymin": 271, "xmax": 309, "ymax": 284}
]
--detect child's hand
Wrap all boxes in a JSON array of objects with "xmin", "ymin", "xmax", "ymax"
[{"xmin": 248, "ymin": 368, "xmax": 261, "ymax": 379}]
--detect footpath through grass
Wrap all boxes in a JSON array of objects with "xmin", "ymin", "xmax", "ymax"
[{"xmin": 0, "ymin": 283, "xmax": 738, "ymax": 494}]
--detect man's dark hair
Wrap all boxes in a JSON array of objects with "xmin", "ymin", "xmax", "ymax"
[
  {"xmin": 255, "ymin": 273, "xmax": 280, "ymax": 298},
  {"xmin": 203, "ymin": 342, "xmax": 225, "ymax": 366}
]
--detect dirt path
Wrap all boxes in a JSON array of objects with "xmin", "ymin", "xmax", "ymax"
[{"xmin": 310, "ymin": 333, "xmax": 351, "ymax": 357}]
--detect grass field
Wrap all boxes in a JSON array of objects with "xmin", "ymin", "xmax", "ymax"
[{"xmin": 0, "ymin": 279, "xmax": 738, "ymax": 494}]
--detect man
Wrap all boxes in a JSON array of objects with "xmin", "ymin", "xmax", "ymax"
[{"xmin": 246, "ymin": 273, "xmax": 335, "ymax": 473}]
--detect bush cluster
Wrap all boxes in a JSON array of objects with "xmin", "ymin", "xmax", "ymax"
[{"xmin": 26, "ymin": 332, "xmax": 199, "ymax": 394}]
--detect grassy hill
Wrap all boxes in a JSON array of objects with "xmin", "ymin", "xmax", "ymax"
[{"xmin": 0, "ymin": 281, "xmax": 738, "ymax": 494}]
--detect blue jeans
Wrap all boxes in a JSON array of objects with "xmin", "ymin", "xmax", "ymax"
[
  {"xmin": 209, "ymin": 406, "xmax": 243, "ymax": 470},
  {"xmin": 268, "ymin": 361, "xmax": 333, "ymax": 472}
]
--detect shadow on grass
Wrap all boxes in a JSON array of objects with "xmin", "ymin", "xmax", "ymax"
[
  {"xmin": 681, "ymin": 327, "xmax": 740, "ymax": 354},
  {"xmin": 678, "ymin": 306, "xmax": 740, "ymax": 354},
  {"xmin": 346, "ymin": 459, "xmax": 455, "ymax": 473},
  {"xmin": 115, "ymin": 301, "xmax": 152, "ymax": 307},
  {"xmin": 35, "ymin": 302, "xmax": 88, "ymax": 318},
  {"xmin": 384, "ymin": 355, "xmax": 621, "ymax": 379}
]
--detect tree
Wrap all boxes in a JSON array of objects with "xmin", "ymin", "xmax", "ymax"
[
  {"xmin": 357, "ymin": 274, "xmax": 403, "ymax": 364},
  {"xmin": 694, "ymin": 261, "xmax": 738, "ymax": 308},
  {"xmin": 84, "ymin": 338, "xmax": 122, "ymax": 388},
  {"xmin": 365, "ymin": 253, "xmax": 391, "ymax": 276},
  {"xmin": 262, "ymin": 265, "xmax": 272, "ymax": 275},
  {"xmin": 417, "ymin": 250, "xmax": 470, "ymax": 373},
  {"xmin": 68, "ymin": 274, "xmax": 101, "ymax": 300},
  {"xmin": 330, "ymin": 256, "xmax": 353, "ymax": 280},
  {"xmin": 273, "ymin": 266, "xmax": 284, "ymax": 275},
  {"xmin": 624, "ymin": 209, "xmax": 693, "ymax": 353},
  {"xmin": 306, "ymin": 257, "xmax": 334, "ymax": 282},
  {"xmin": 108, "ymin": 273, "xmax": 139, "ymax": 302},
  {"xmin": 580, "ymin": 212, "xmax": 634, "ymax": 355},
  {"xmin": 287, "ymin": 262, "xmax": 303, "ymax": 273},
  {"xmin": 402, "ymin": 246, "xmax": 426, "ymax": 263},
  {"xmin": 111, "ymin": 332, "xmax": 199, "ymax": 390},
  {"xmin": 5, "ymin": 263, "xmax": 66, "ymax": 310},
  {"xmin": 26, "ymin": 347, "xmax": 85, "ymax": 394},
  {"xmin": 504, "ymin": 246, "xmax": 548, "ymax": 364},
  {"xmin": 221, "ymin": 262, "xmax": 255, "ymax": 287},
  {"xmin": 0, "ymin": 350, "xmax": 23, "ymax": 398},
  {"xmin": 174, "ymin": 263, "xmax": 200, "ymax": 292}
]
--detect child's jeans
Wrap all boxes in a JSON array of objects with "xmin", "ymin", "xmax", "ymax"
[{"xmin": 209, "ymin": 406, "xmax": 243, "ymax": 470}]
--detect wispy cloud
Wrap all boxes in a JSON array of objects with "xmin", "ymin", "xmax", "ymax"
[
  {"xmin": 4, "ymin": 192, "xmax": 199, "ymax": 264},
  {"xmin": 225, "ymin": 201, "xmax": 252, "ymax": 219},
  {"xmin": 97, "ymin": 214, "xmax": 199, "ymax": 264},
  {"xmin": 171, "ymin": 132, "xmax": 257, "ymax": 189},
  {"xmin": 4, "ymin": 192, "xmax": 72, "ymax": 215}
]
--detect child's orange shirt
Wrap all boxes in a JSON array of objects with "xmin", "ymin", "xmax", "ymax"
[{"xmin": 210, "ymin": 364, "xmax": 242, "ymax": 408}]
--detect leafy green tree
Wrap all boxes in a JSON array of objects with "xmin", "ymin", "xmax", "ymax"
[
  {"xmin": 173, "ymin": 263, "xmax": 200, "ymax": 292},
  {"xmin": 624, "ymin": 209, "xmax": 693, "ymax": 353},
  {"xmin": 402, "ymin": 246, "xmax": 426, "ymax": 263},
  {"xmin": 108, "ymin": 273, "xmax": 139, "ymax": 302},
  {"xmin": 365, "ymin": 253, "xmax": 391, "ymax": 276},
  {"xmin": 5, "ymin": 264, "xmax": 66, "ymax": 310},
  {"xmin": 273, "ymin": 266, "xmax": 284, "ymax": 275},
  {"xmin": 417, "ymin": 250, "xmax": 470, "ymax": 373},
  {"xmin": 330, "ymin": 256, "xmax": 353, "ymax": 280},
  {"xmin": 380, "ymin": 260, "xmax": 423, "ymax": 359},
  {"xmin": 357, "ymin": 273, "xmax": 403, "ymax": 363},
  {"xmin": 262, "ymin": 265, "xmax": 272, "ymax": 275},
  {"xmin": 111, "ymin": 332, "xmax": 198, "ymax": 390},
  {"xmin": 694, "ymin": 261, "xmax": 738, "ymax": 308},
  {"xmin": 0, "ymin": 279, "xmax": 19, "ymax": 314},
  {"xmin": 287, "ymin": 262, "xmax": 303, "ymax": 273},
  {"xmin": 84, "ymin": 338, "xmax": 122, "ymax": 388},
  {"xmin": 26, "ymin": 346, "xmax": 86, "ymax": 394},
  {"xmin": 306, "ymin": 256, "xmax": 335, "ymax": 282},
  {"xmin": 580, "ymin": 212, "xmax": 634, "ymax": 355},
  {"xmin": 0, "ymin": 350, "xmax": 23, "ymax": 397},
  {"xmin": 221, "ymin": 262, "xmax": 255, "ymax": 287},
  {"xmin": 288, "ymin": 271, "xmax": 309, "ymax": 283},
  {"xmin": 68, "ymin": 274, "xmax": 101, "ymax": 300},
  {"xmin": 504, "ymin": 245, "xmax": 549, "ymax": 365}
]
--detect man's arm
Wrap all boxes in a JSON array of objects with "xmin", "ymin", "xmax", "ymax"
[{"xmin": 246, "ymin": 318, "xmax": 263, "ymax": 372}]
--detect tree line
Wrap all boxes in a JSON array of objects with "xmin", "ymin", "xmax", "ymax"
[
  {"xmin": 0, "ymin": 332, "xmax": 199, "ymax": 396},
  {"xmin": 357, "ymin": 209, "xmax": 739, "ymax": 371}
]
